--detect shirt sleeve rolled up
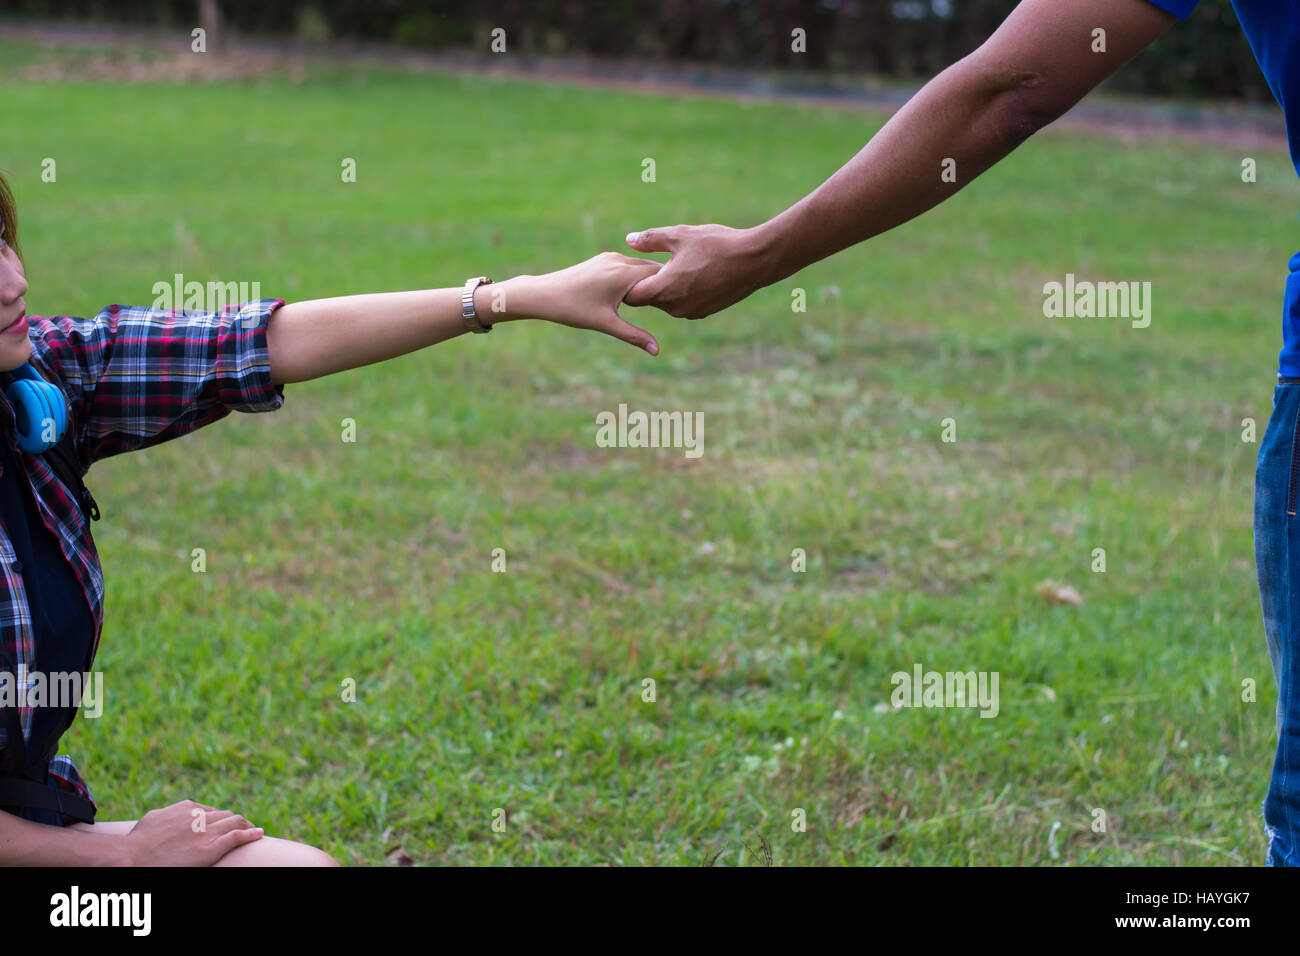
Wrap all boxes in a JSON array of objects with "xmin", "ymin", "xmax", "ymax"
[{"xmin": 27, "ymin": 299, "xmax": 287, "ymax": 466}]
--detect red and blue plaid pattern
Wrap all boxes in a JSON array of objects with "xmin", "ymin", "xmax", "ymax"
[{"xmin": 0, "ymin": 299, "xmax": 287, "ymax": 818}]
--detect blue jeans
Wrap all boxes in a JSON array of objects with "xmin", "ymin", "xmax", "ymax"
[{"xmin": 1254, "ymin": 378, "xmax": 1300, "ymax": 865}]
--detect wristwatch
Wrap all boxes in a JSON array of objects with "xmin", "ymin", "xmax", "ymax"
[{"xmin": 462, "ymin": 276, "xmax": 494, "ymax": 333}]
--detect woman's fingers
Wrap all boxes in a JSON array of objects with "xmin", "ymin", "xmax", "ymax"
[
  {"xmin": 600, "ymin": 253, "xmax": 660, "ymax": 288},
  {"xmin": 592, "ymin": 254, "xmax": 660, "ymax": 353},
  {"xmin": 613, "ymin": 254, "xmax": 665, "ymax": 272},
  {"xmin": 195, "ymin": 809, "xmax": 235, "ymax": 826},
  {"xmin": 602, "ymin": 311, "xmax": 659, "ymax": 355},
  {"xmin": 211, "ymin": 825, "xmax": 265, "ymax": 861},
  {"xmin": 207, "ymin": 813, "xmax": 258, "ymax": 835}
]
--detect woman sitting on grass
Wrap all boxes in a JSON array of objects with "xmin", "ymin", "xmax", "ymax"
[{"xmin": 0, "ymin": 172, "xmax": 662, "ymax": 865}]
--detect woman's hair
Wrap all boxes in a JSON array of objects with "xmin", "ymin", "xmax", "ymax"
[{"xmin": 0, "ymin": 172, "xmax": 20, "ymax": 262}]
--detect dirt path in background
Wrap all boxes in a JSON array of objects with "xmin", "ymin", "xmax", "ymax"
[{"xmin": 1, "ymin": 18, "xmax": 1289, "ymax": 151}]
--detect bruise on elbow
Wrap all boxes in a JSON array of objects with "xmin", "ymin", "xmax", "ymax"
[{"xmin": 987, "ymin": 67, "xmax": 1067, "ymax": 144}]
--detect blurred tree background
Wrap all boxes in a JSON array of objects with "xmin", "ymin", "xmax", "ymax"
[{"xmin": 2, "ymin": 0, "xmax": 1275, "ymax": 102}]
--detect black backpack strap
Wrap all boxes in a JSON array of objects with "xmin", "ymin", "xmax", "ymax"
[
  {"xmin": 41, "ymin": 426, "xmax": 100, "ymax": 522},
  {"xmin": 0, "ymin": 776, "xmax": 97, "ymax": 824},
  {"xmin": 2, "ymin": 696, "xmax": 26, "ymax": 771}
]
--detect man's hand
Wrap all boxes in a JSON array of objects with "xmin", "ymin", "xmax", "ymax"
[
  {"xmin": 624, "ymin": 0, "xmax": 1176, "ymax": 324},
  {"xmin": 622, "ymin": 224, "xmax": 773, "ymax": 320}
]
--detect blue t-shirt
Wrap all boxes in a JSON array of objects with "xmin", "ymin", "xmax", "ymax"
[
  {"xmin": 1148, "ymin": 1, "xmax": 1300, "ymax": 375},
  {"xmin": 0, "ymin": 438, "xmax": 96, "ymax": 826}
]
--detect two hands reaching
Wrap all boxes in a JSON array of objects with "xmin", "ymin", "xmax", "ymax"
[
  {"xmin": 520, "ymin": 222, "xmax": 767, "ymax": 356},
  {"xmin": 263, "ymin": 228, "xmax": 772, "ymax": 384}
]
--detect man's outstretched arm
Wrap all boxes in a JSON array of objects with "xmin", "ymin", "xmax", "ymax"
[{"xmin": 625, "ymin": 0, "xmax": 1180, "ymax": 319}]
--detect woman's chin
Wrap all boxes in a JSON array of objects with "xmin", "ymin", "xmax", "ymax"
[{"xmin": 0, "ymin": 335, "xmax": 33, "ymax": 372}]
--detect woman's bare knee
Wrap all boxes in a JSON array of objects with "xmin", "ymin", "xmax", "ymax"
[
  {"xmin": 72, "ymin": 820, "xmax": 336, "ymax": 865},
  {"xmin": 213, "ymin": 834, "xmax": 339, "ymax": 867}
]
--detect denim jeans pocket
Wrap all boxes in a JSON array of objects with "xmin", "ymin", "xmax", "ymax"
[
  {"xmin": 1288, "ymin": 414, "xmax": 1300, "ymax": 517},
  {"xmin": 1272, "ymin": 383, "xmax": 1300, "ymax": 516}
]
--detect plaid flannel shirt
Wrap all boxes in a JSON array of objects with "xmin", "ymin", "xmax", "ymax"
[{"xmin": 0, "ymin": 298, "xmax": 287, "ymax": 820}]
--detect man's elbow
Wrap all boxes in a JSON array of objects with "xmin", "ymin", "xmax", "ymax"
[
  {"xmin": 999, "ymin": 96, "xmax": 1057, "ymax": 149},
  {"xmin": 962, "ymin": 55, "xmax": 1079, "ymax": 145},
  {"xmin": 981, "ymin": 70, "xmax": 1067, "ymax": 148}
]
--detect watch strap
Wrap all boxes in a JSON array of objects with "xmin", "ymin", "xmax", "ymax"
[{"xmin": 462, "ymin": 276, "xmax": 494, "ymax": 333}]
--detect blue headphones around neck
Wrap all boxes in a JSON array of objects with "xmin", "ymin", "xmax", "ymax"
[{"xmin": 5, "ymin": 362, "xmax": 67, "ymax": 454}]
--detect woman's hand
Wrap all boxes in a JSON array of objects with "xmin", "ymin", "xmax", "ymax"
[
  {"xmin": 498, "ymin": 252, "xmax": 662, "ymax": 355},
  {"xmin": 121, "ymin": 799, "xmax": 264, "ymax": 866},
  {"xmin": 266, "ymin": 253, "xmax": 663, "ymax": 385}
]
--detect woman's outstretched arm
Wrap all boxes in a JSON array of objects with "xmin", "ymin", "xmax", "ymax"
[{"xmin": 265, "ymin": 253, "xmax": 662, "ymax": 385}]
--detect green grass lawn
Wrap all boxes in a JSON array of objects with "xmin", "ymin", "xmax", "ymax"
[{"xmin": 1, "ymin": 37, "xmax": 1295, "ymax": 865}]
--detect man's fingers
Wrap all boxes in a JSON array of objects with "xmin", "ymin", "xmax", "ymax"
[
  {"xmin": 625, "ymin": 227, "xmax": 682, "ymax": 254},
  {"xmin": 604, "ymin": 312, "xmax": 659, "ymax": 356},
  {"xmin": 622, "ymin": 270, "xmax": 669, "ymax": 308},
  {"xmin": 206, "ymin": 814, "xmax": 256, "ymax": 836}
]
